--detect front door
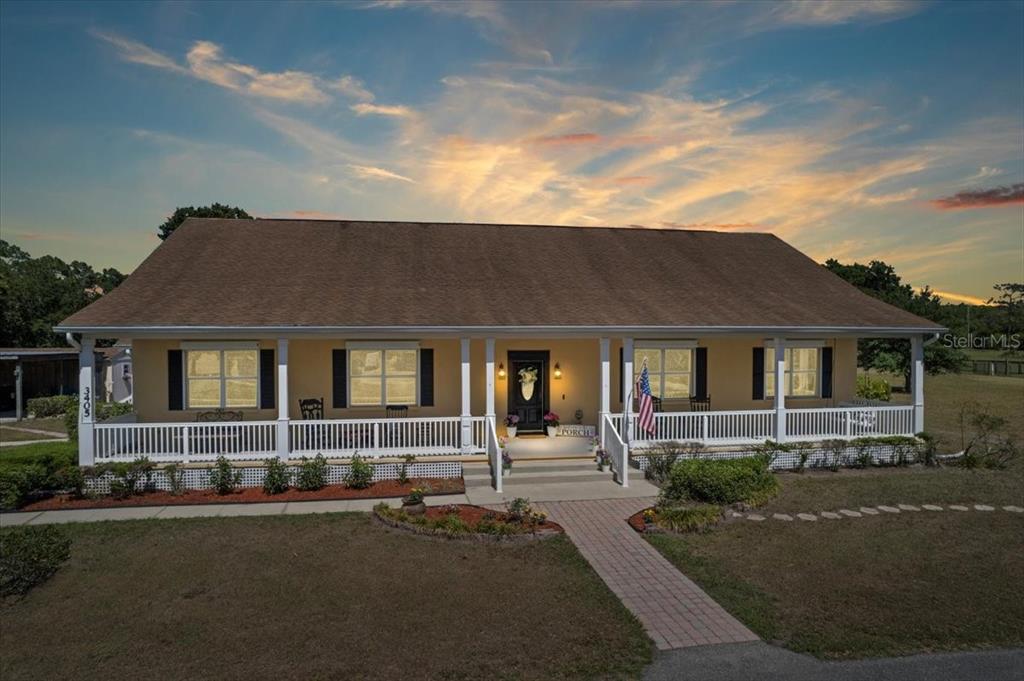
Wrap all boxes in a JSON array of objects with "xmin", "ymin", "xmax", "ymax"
[{"xmin": 507, "ymin": 350, "xmax": 549, "ymax": 433}]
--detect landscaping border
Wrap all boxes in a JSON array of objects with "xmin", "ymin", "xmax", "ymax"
[
  {"xmin": 632, "ymin": 440, "xmax": 918, "ymax": 473},
  {"xmin": 372, "ymin": 504, "xmax": 564, "ymax": 543}
]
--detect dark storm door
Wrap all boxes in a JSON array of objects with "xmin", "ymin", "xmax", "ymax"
[{"xmin": 507, "ymin": 350, "xmax": 549, "ymax": 433}]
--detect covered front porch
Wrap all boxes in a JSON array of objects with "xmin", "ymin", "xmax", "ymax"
[{"xmin": 73, "ymin": 333, "xmax": 928, "ymax": 492}]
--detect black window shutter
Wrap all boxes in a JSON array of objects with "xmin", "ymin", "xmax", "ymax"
[
  {"xmin": 168, "ymin": 349, "xmax": 184, "ymax": 411},
  {"xmin": 694, "ymin": 347, "xmax": 708, "ymax": 399},
  {"xmin": 821, "ymin": 347, "xmax": 834, "ymax": 399},
  {"xmin": 419, "ymin": 348, "xmax": 434, "ymax": 406},
  {"xmin": 259, "ymin": 349, "xmax": 275, "ymax": 409},
  {"xmin": 618, "ymin": 347, "xmax": 624, "ymax": 402},
  {"xmin": 752, "ymin": 347, "xmax": 765, "ymax": 400},
  {"xmin": 332, "ymin": 349, "xmax": 347, "ymax": 408}
]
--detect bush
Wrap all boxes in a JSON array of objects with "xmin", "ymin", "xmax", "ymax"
[
  {"xmin": 0, "ymin": 525, "xmax": 71, "ymax": 597},
  {"xmin": 208, "ymin": 456, "xmax": 242, "ymax": 495},
  {"xmin": 0, "ymin": 466, "xmax": 45, "ymax": 509},
  {"xmin": 957, "ymin": 409, "xmax": 1020, "ymax": 470},
  {"xmin": 163, "ymin": 464, "xmax": 186, "ymax": 495},
  {"xmin": 26, "ymin": 395, "xmax": 77, "ymax": 418},
  {"xmin": 63, "ymin": 400, "xmax": 134, "ymax": 440},
  {"xmin": 106, "ymin": 458, "xmax": 155, "ymax": 498},
  {"xmin": 856, "ymin": 374, "xmax": 892, "ymax": 402},
  {"xmin": 792, "ymin": 441, "xmax": 814, "ymax": 472},
  {"xmin": 296, "ymin": 454, "xmax": 328, "ymax": 491},
  {"xmin": 818, "ymin": 439, "xmax": 848, "ymax": 471},
  {"xmin": 644, "ymin": 441, "xmax": 704, "ymax": 485},
  {"xmin": 751, "ymin": 440, "xmax": 791, "ymax": 469},
  {"xmin": 916, "ymin": 432, "xmax": 940, "ymax": 467},
  {"xmin": 655, "ymin": 504, "xmax": 722, "ymax": 533},
  {"xmin": 262, "ymin": 457, "xmax": 292, "ymax": 495},
  {"xmin": 56, "ymin": 465, "xmax": 86, "ymax": 498},
  {"xmin": 661, "ymin": 456, "xmax": 778, "ymax": 506},
  {"xmin": 344, "ymin": 454, "xmax": 374, "ymax": 489}
]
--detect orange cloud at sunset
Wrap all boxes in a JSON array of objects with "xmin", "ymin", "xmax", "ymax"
[{"xmin": 930, "ymin": 183, "xmax": 1024, "ymax": 210}]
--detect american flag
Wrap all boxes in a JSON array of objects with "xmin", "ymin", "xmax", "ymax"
[{"xmin": 636, "ymin": 358, "xmax": 656, "ymax": 436}]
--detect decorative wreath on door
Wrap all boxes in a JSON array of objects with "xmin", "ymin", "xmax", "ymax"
[{"xmin": 518, "ymin": 366, "xmax": 538, "ymax": 401}]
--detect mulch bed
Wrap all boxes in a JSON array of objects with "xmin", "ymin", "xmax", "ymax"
[
  {"xmin": 374, "ymin": 503, "xmax": 564, "ymax": 542},
  {"xmin": 627, "ymin": 507, "xmax": 660, "ymax": 534},
  {"xmin": 19, "ymin": 477, "xmax": 465, "ymax": 512}
]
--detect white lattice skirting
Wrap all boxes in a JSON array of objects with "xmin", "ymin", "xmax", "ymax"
[
  {"xmin": 632, "ymin": 443, "xmax": 916, "ymax": 472},
  {"xmin": 85, "ymin": 461, "xmax": 462, "ymax": 494}
]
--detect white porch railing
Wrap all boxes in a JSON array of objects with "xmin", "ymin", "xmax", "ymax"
[
  {"xmin": 290, "ymin": 416, "xmax": 486, "ymax": 457},
  {"xmin": 613, "ymin": 410, "xmax": 775, "ymax": 447},
  {"xmin": 786, "ymin": 406, "xmax": 915, "ymax": 441},
  {"xmin": 486, "ymin": 418, "xmax": 502, "ymax": 493},
  {"xmin": 602, "ymin": 414, "xmax": 628, "ymax": 487},
  {"xmin": 94, "ymin": 421, "xmax": 278, "ymax": 463}
]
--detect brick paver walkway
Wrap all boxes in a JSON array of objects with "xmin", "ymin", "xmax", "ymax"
[{"xmin": 536, "ymin": 498, "xmax": 758, "ymax": 650}]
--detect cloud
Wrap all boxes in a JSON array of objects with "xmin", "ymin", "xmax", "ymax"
[
  {"xmin": 760, "ymin": 1, "xmax": 921, "ymax": 27},
  {"xmin": 926, "ymin": 289, "xmax": 991, "ymax": 306},
  {"xmin": 930, "ymin": 183, "xmax": 1024, "ymax": 210},
  {"xmin": 347, "ymin": 164, "xmax": 415, "ymax": 183},
  {"xmin": 350, "ymin": 102, "xmax": 415, "ymax": 117},
  {"xmin": 93, "ymin": 30, "xmax": 370, "ymax": 106},
  {"xmin": 532, "ymin": 133, "xmax": 602, "ymax": 146},
  {"xmin": 659, "ymin": 221, "xmax": 760, "ymax": 231},
  {"xmin": 612, "ymin": 176, "xmax": 654, "ymax": 185}
]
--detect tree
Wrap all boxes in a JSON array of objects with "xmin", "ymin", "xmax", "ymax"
[
  {"xmin": 824, "ymin": 258, "xmax": 967, "ymax": 389},
  {"xmin": 0, "ymin": 240, "xmax": 125, "ymax": 347},
  {"xmin": 157, "ymin": 203, "xmax": 253, "ymax": 240},
  {"xmin": 987, "ymin": 283, "xmax": 1024, "ymax": 355}
]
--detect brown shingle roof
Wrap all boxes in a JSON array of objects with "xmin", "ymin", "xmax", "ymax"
[{"xmin": 58, "ymin": 219, "xmax": 942, "ymax": 333}]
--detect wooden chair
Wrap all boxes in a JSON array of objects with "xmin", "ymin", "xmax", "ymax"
[
  {"xmin": 195, "ymin": 408, "xmax": 243, "ymax": 422},
  {"xmin": 689, "ymin": 395, "xmax": 712, "ymax": 412},
  {"xmin": 386, "ymin": 404, "xmax": 409, "ymax": 418},
  {"xmin": 298, "ymin": 397, "xmax": 324, "ymax": 420}
]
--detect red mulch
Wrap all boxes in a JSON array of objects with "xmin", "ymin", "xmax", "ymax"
[
  {"xmin": 627, "ymin": 507, "xmax": 657, "ymax": 533},
  {"xmin": 20, "ymin": 477, "xmax": 465, "ymax": 512},
  {"xmin": 421, "ymin": 504, "xmax": 563, "ymax": 533}
]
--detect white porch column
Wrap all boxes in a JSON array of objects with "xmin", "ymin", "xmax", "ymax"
[
  {"xmin": 599, "ymin": 338, "xmax": 610, "ymax": 445},
  {"xmin": 911, "ymin": 335, "xmax": 925, "ymax": 434},
  {"xmin": 773, "ymin": 337, "xmax": 786, "ymax": 442},
  {"xmin": 485, "ymin": 338, "xmax": 496, "ymax": 424},
  {"xmin": 276, "ymin": 339, "xmax": 289, "ymax": 459},
  {"xmin": 78, "ymin": 338, "xmax": 96, "ymax": 466},
  {"xmin": 460, "ymin": 337, "xmax": 473, "ymax": 451},
  {"xmin": 622, "ymin": 337, "xmax": 634, "ymax": 443}
]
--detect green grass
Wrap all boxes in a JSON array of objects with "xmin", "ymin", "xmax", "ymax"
[
  {"xmin": 0, "ymin": 514, "xmax": 652, "ymax": 681},
  {"xmin": 0, "ymin": 441, "xmax": 76, "ymax": 469},
  {"xmin": 11, "ymin": 417, "xmax": 68, "ymax": 434},
  {"xmin": 0, "ymin": 427, "xmax": 63, "ymax": 443}
]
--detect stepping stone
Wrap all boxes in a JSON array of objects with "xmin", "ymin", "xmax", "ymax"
[
  {"xmin": 859, "ymin": 507, "xmax": 880, "ymax": 515},
  {"xmin": 728, "ymin": 511, "xmax": 744, "ymax": 518},
  {"xmin": 1003, "ymin": 505, "xmax": 1023, "ymax": 513},
  {"xmin": 974, "ymin": 504, "xmax": 995, "ymax": 512},
  {"xmin": 877, "ymin": 505, "xmax": 900, "ymax": 513},
  {"xmin": 797, "ymin": 513, "xmax": 817, "ymax": 521},
  {"xmin": 948, "ymin": 505, "xmax": 969, "ymax": 511},
  {"xmin": 772, "ymin": 513, "xmax": 793, "ymax": 521},
  {"xmin": 746, "ymin": 514, "xmax": 766, "ymax": 521},
  {"xmin": 820, "ymin": 511, "xmax": 841, "ymax": 519},
  {"xmin": 898, "ymin": 504, "xmax": 921, "ymax": 512},
  {"xmin": 922, "ymin": 504, "xmax": 943, "ymax": 511},
  {"xmin": 839, "ymin": 509, "xmax": 862, "ymax": 517}
]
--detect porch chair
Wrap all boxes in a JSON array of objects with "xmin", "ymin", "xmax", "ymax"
[
  {"xmin": 651, "ymin": 396, "xmax": 664, "ymax": 413},
  {"xmin": 385, "ymin": 404, "xmax": 409, "ymax": 418},
  {"xmin": 195, "ymin": 408, "xmax": 244, "ymax": 422},
  {"xmin": 298, "ymin": 397, "xmax": 325, "ymax": 420},
  {"xmin": 689, "ymin": 395, "xmax": 712, "ymax": 412}
]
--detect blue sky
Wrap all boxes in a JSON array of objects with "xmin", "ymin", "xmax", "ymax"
[{"xmin": 1, "ymin": 0, "xmax": 1022, "ymax": 302}]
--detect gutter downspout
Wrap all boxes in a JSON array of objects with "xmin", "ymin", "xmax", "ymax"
[{"xmin": 66, "ymin": 332, "xmax": 81, "ymax": 350}]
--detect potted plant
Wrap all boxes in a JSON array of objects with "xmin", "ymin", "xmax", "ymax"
[
  {"xmin": 642, "ymin": 508, "xmax": 656, "ymax": 526},
  {"xmin": 401, "ymin": 486, "xmax": 427, "ymax": 515},
  {"xmin": 502, "ymin": 450, "xmax": 513, "ymax": 476},
  {"xmin": 504, "ymin": 414, "xmax": 520, "ymax": 438},
  {"xmin": 596, "ymin": 449, "xmax": 610, "ymax": 472},
  {"xmin": 543, "ymin": 411, "xmax": 560, "ymax": 438}
]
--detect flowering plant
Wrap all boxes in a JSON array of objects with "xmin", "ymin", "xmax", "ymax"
[
  {"xmin": 502, "ymin": 451, "xmax": 513, "ymax": 469},
  {"xmin": 543, "ymin": 411, "xmax": 560, "ymax": 427},
  {"xmin": 642, "ymin": 508, "xmax": 656, "ymax": 524},
  {"xmin": 403, "ymin": 487, "xmax": 426, "ymax": 504},
  {"xmin": 504, "ymin": 414, "xmax": 520, "ymax": 427}
]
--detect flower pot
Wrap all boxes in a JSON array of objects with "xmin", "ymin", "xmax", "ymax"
[
  {"xmin": 402, "ymin": 500, "xmax": 426, "ymax": 515},
  {"xmin": 546, "ymin": 426, "xmax": 557, "ymax": 438},
  {"xmin": 506, "ymin": 426, "xmax": 517, "ymax": 438},
  {"xmin": 503, "ymin": 465, "xmax": 512, "ymax": 477}
]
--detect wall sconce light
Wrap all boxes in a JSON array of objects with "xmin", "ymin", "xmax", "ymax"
[
  {"xmin": 553, "ymin": 362, "xmax": 562, "ymax": 380},
  {"xmin": 497, "ymin": 363, "xmax": 506, "ymax": 379}
]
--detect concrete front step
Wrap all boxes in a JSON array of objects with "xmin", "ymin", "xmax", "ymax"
[
  {"xmin": 466, "ymin": 473, "xmax": 613, "ymax": 488},
  {"xmin": 462, "ymin": 458, "xmax": 614, "ymax": 488}
]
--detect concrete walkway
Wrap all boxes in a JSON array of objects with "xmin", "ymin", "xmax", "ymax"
[
  {"xmin": 643, "ymin": 640, "xmax": 1024, "ymax": 681},
  {"xmin": 536, "ymin": 498, "xmax": 759, "ymax": 650}
]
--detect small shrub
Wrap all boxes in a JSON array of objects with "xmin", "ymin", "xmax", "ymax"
[
  {"xmin": 792, "ymin": 441, "xmax": 814, "ymax": 472},
  {"xmin": 344, "ymin": 454, "xmax": 374, "ymax": 489},
  {"xmin": 818, "ymin": 439, "xmax": 848, "ymax": 471},
  {"xmin": 56, "ymin": 465, "xmax": 86, "ymax": 498},
  {"xmin": 856, "ymin": 374, "xmax": 892, "ymax": 402},
  {"xmin": 661, "ymin": 456, "xmax": 778, "ymax": 506},
  {"xmin": 655, "ymin": 504, "xmax": 722, "ymax": 533},
  {"xmin": 26, "ymin": 395, "xmax": 77, "ymax": 418},
  {"xmin": 0, "ymin": 466, "xmax": 45, "ymax": 509},
  {"xmin": 476, "ymin": 516, "xmax": 518, "ymax": 536},
  {"xmin": 295, "ymin": 454, "xmax": 328, "ymax": 491},
  {"xmin": 107, "ymin": 457, "xmax": 155, "ymax": 498},
  {"xmin": 397, "ymin": 454, "xmax": 415, "ymax": 485},
  {"xmin": 956, "ymin": 409, "xmax": 1019, "ymax": 470},
  {"xmin": 915, "ymin": 432, "xmax": 940, "ymax": 467},
  {"xmin": 850, "ymin": 438, "xmax": 875, "ymax": 469},
  {"xmin": 751, "ymin": 440, "xmax": 791, "ymax": 469},
  {"xmin": 262, "ymin": 457, "xmax": 292, "ymax": 495},
  {"xmin": 0, "ymin": 525, "xmax": 71, "ymax": 597},
  {"xmin": 163, "ymin": 464, "xmax": 186, "ymax": 495},
  {"xmin": 644, "ymin": 441, "xmax": 704, "ymax": 484},
  {"xmin": 433, "ymin": 514, "xmax": 471, "ymax": 536},
  {"xmin": 505, "ymin": 497, "xmax": 533, "ymax": 522},
  {"xmin": 208, "ymin": 455, "xmax": 242, "ymax": 495}
]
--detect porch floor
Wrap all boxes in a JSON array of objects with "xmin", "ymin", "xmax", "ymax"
[{"xmin": 505, "ymin": 434, "xmax": 595, "ymax": 459}]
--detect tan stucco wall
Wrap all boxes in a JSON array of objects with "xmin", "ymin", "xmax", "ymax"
[{"xmin": 131, "ymin": 336, "xmax": 858, "ymax": 425}]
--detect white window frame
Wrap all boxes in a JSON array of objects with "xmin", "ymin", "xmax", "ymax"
[
  {"xmin": 764, "ymin": 343, "xmax": 823, "ymax": 399},
  {"xmin": 180, "ymin": 342, "xmax": 260, "ymax": 410},
  {"xmin": 634, "ymin": 341, "xmax": 697, "ymax": 401},
  {"xmin": 346, "ymin": 342, "xmax": 420, "ymax": 408}
]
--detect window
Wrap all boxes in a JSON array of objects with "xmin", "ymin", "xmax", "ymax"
[
  {"xmin": 634, "ymin": 346, "xmax": 693, "ymax": 399},
  {"xmin": 350, "ymin": 347, "xmax": 418, "ymax": 406},
  {"xmin": 185, "ymin": 348, "xmax": 259, "ymax": 409},
  {"xmin": 765, "ymin": 347, "xmax": 819, "ymax": 398}
]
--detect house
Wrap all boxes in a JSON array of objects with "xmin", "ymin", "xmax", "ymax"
[
  {"xmin": 0, "ymin": 347, "xmax": 98, "ymax": 419},
  {"xmin": 98, "ymin": 342, "xmax": 133, "ymax": 404},
  {"xmin": 56, "ymin": 218, "xmax": 942, "ymax": 490}
]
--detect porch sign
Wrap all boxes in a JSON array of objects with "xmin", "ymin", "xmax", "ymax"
[{"xmin": 558, "ymin": 424, "xmax": 596, "ymax": 437}]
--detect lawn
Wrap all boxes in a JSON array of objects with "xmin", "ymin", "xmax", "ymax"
[
  {"xmin": 0, "ymin": 514, "xmax": 652, "ymax": 681},
  {"xmin": 647, "ymin": 464, "xmax": 1024, "ymax": 659},
  {"xmin": 0, "ymin": 427, "xmax": 64, "ymax": 443},
  {"xmin": 0, "ymin": 440, "xmax": 76, "ymax": 469}
]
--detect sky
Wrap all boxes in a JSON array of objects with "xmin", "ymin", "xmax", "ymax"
[{"xmin": 1, "ymin": 0, "xmax": 1022, "ymax": 304}]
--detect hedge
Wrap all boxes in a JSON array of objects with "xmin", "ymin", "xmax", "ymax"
[
  {"xmin": 26, "ymin": 395, "xmax": 77, "ymax": 418},
  {"xmin": 661, "ymin": 455, "xmax": 778, "ymax": 506}
]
